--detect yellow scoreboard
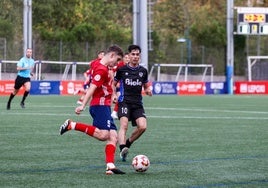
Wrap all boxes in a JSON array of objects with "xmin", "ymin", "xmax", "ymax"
[
  {"xmin": 236, "ymin": 7, "xmax": 268, "ymax": 35},
  {"xmin": 244, "ymin": 13, "xmax": 265, "ymax": 22}
]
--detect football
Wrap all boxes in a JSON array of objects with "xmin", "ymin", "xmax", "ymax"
[{"xmin": 132, "ymin": 154, "xmax": 150, "ymax": 172}]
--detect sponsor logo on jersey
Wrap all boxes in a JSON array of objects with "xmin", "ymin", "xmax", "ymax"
[{"xmin": 125, "ymin": 78, "xmax": 142, "ymax": 86}]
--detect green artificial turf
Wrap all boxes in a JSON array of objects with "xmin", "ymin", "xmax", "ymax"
[{"xmin": 0, "ymin": 95, "xmax": 267, "ymax": 188}]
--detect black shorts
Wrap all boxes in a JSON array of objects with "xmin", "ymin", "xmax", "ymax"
[
  {"xmin": 14, "ymin": 75, "xmax": 31, "ymax": 90},
  {"xmin": 118, "ymin": 102, "xmax": 146, "ymax": 124}
]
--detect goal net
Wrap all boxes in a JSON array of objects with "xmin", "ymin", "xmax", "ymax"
[
  {"xmin": 0, "ymin": 60, "xmax": 89, "ymax": 80},
  {"xmin": 247, "ymin": 56, "xmax": 268, "ymax": 81},
  {"xmin": 148, "ymin": 63, "xmax": 214, "ymax": 82}
]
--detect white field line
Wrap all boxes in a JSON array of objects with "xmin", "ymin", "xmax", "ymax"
[
  {"xmin": 148, "ymin": 115, "xmax": 268, "ymax": 120},
  {"xmin": 1, "ymin": 108, "xmax": 268, "ymax": 120},
  {"xmin": 146, "ymin": 107, "xmax": 268, "ymax": 115},
  {"xmin": 26, "ymin": 105, "xmax": 268, "ymax": 115}
]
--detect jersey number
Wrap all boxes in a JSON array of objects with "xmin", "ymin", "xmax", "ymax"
[{"xmin": 121, "ymin": 107, "xmax": 128, "ymax": 114}]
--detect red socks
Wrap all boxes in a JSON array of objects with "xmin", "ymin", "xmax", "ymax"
[
  {"xmin": 105, "ymin": 144, "xmax": 116, "ymax": 163},
  {"xmin": 74, "ymin": 122, "xmax": 116, "ymax": 164},
  {"xmin": 75, "ymin": 122, "xmax": 96, "ymax": 136}
]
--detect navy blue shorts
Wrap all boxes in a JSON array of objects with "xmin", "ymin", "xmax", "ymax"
[{"xmin": 89, "ymin": 105, "xmax": 117, "ymax": 131}]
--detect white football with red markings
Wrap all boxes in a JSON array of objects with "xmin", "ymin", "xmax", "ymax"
[{"xmin": 132, "ymin": 154, "xmax": 150, "ymax": 172}]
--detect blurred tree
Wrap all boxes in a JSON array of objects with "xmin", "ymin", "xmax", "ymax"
[
  {"xmin": 151, "ymin": 0, "xmax": 251, "ymax": 75},
  {"xmin": 0, "ymin": 0, "xmax": 266, "ymax": 76},
  {"xmin": 153, "ymin": 0, "xmax": 185, "ymax": 42},
  {"xmin": 0, "ymin": 0, "xmax": 23, "ymax": 58},
  {"xmin": 32, "ymin": 0, "xmax": 132, "ymax": 43},
  {"xmin": 0, "ymin": 0, "xmax": 22, "ymax": 40}
]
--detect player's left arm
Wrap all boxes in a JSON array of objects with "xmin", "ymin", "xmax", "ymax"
[
  {"xmin": 143, "ymin": 69, "xmax": 152, "ymax": 96},
  {"xmin": 30, "ymin": 60, "xmax": 35, "ymax": 76},
  {"xmin": 17, "ymin": 59, "xmax": 34, "ymax": 71},
  {"xmin": 143, "ymin": 82, "xmax": 152, "ymax": 96}
]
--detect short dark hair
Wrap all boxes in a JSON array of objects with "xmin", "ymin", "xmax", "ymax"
[
  {"xmin": 106, "ymin": 45, "xmax": 124, "ymax": 58},
  {"xmin": 97, "ymin": 50, "xmax": 105, "ymax": 55},
  {"xmin": 128, "ymin": 44, "xmax": 141, "ymax": 53}
]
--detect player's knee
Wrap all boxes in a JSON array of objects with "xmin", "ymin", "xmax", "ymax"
[
  {"xmin": 108, "ymin": 130, "xmax": 118, "ymax": 143},
  {"xmin": 109, "ymin": 135, "xmax": 118, "ymax": 144},
  {"xmin": 25, "ymin": 85, "xmax": 31, "ymax": 91},
  {"xmin": 13, "ymin": 89, "xmax": 19, "ymax": 95},
  {"xmin": 97, "ymin": 133, "xmax": 109, "ymax": 141},
  {"xmin": 138, "ymin": 124, "xmax": 147, "ymax": 132},
  {"xmin": 120, "ymin": 124, "xmax": 128, "ymax": 131}
]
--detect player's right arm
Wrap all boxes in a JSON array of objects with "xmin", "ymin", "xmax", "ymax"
[
  {"xmin": 17, "ymin": 66, "xmax": 31, "ymax": 71},
  {"xmin": 17, "ymin": 60, "xmax": 32, "ymax": 71},
  {"xmin": 75, "ymin": 83, "xmax": 97, "ymax": 114}
]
